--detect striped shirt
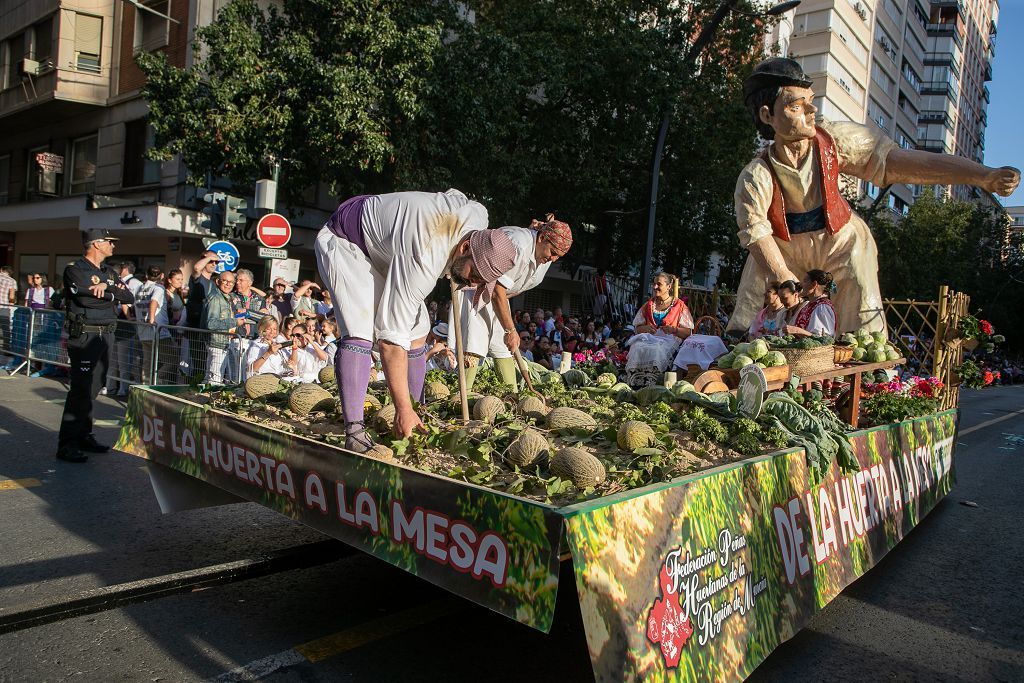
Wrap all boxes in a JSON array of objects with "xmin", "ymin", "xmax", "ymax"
[{"xmin": 0, "ymin": 274, "xmax": 16, "ymax": 306}]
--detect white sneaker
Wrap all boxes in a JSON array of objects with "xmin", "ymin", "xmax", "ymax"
[{"xmin": 99, "ymin": 387, "xmax": 108, "ymax": 395}]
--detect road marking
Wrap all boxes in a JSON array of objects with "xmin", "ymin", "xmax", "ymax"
[
  {"xmin": 94, "ymin": 419, "xmax": 122, "ymax": 428},
  {"xmin": 0, "ymin": 478, "xmax": 42, "ymax": 492},
  {"xmin": 211, "ymin": 600, "xmax": 461, "ymax": 681},
  {"xmin": 959, "ymin": 406, "xmax": 1024, "ymax": 437}
]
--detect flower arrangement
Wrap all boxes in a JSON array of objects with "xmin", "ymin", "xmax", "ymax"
[
  {"xmin": 958, "ymin": 314, "xmax": 1004, "ymax": 353},
  {"xmin": 956, "ymin": 359, "xmax": 1000, "ymax": 389},
  {"xmin": 860, "ymin": 375, "xmax": 943, "ymax": 425},
  {"xmin": 571, "ymin": 348, "xmax": 622, "ymax": 378}
]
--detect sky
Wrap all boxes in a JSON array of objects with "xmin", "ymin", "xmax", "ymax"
[{"xmin": 983, "ymin": 2, "xmax": 1024, "ymax": 208}]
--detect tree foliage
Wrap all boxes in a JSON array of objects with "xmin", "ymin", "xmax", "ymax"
[
  {"xmin": 869, "ymin": 191, "xmax": 1024, "ymax": 347},
  {"xmin": 139, "ymin": 0, "xmax": 766, "ymax": 277}
]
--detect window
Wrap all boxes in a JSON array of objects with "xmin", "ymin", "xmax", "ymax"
[
  {"xmin": 872, "ymin": 61, "xmax": 896, "ymax": 99},
  {"xmin": 867, "ymin": 99, "xmax": 888, "ymax": 130},
  {"xmin": 69, "ymin": 135, "xmax": 98, "ymax": 195},
  {"xmin": 74, "ymin": 13, "xmax": 102, "ymax": 73},
  {"xmin": 896, "ymin": 128, "xmax": 914, "ymax": 150},
  {"xmin": 6, "ymin": 32, "xmax": 26, "ymax": 88},
  {"xmin": 32, "ymin": 17, "xmax": 54, "ymax": 65},
  {"xmin": 123, "ymin": 119, "xmax": 161, "ymax": 187},
  {"xmin": 864, "ymin": 181, "xmax": 880, "ymax": 199},
  {"xmin": 0, "ymin": 156, "xmax": 9, "ymax": 206},
  {"xmin": 794, "ymin": 10, "xmax": 831, "ymax": 34},
  {"xmin": 134, "ymin": 1, "xmax": 171, "ymax": 54},
  {"xmin": 27, "ymin": 145, "xmax": 62, "ymax": 196}
]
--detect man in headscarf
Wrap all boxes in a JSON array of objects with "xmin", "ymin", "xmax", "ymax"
[
  {"xmin": 729, "ymin": 57, "xmax": 1020, "ymax": 336},
  {"xmin": 450, "ymin": 215, "xmax": 573, "ymax": 389},
  {"xmin": 315, "ymin": 189, "xmax": 516, "ymax": 453}
]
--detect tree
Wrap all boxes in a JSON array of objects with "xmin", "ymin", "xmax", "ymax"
[
  {"xmin": 869, "ymin": 192, "xmax": 1024, "ymax": 348},
  {"xmin": 140, "ymin": 0, "xmax": 765, "ymax": 282},
  {"xmin": 138, "ymin": 0, "xmax": 446, "ymax": 204}
]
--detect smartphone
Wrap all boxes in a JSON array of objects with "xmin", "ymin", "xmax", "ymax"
[{"xmin": 279, "ymin": 340, "xmax": 294, "ymax": 348}]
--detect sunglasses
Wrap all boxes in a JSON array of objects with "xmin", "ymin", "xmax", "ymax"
[{"xmin": 291, "ymin": 332, "xmax": 305, "ymax": 338}]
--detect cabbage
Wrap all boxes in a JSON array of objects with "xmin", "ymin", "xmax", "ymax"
[
  {"xmin": 733, "ymin": 354, "xmax": 754, "ymax": 369},
  {"xmin": 871, "ymin": 331, "xmax": 886, "ymax": 344},
  {"xmin": 885, "ymin": 348, "xmax": 900, "ymax": 361},
  {"xmin": 840, "ymin": 333, "xmax": 858, "ymax": 347},
  {"xmin": 748, "ymin": 339, "xmax": 769, "ymax": 360},
  {"xmin": 764, "ymin": 351, "xmax": 787, "ymax": 367},
  {"xmin": 716, "ymin": 353, "xmax": 735, "ymax": 369},
  {"xmin": 733, "ymin": 342, "xmax": 751, "ymax": 356},
  {"xmin": 852, "ymin": 347, "xmax": 866, "ymax": 360},
  {"xmin": 868, "ymin": 349, "xmax": 886, "ymax": 363}
]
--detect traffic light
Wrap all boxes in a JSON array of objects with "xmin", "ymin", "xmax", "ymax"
[
  {"xmin": 201, "ymin": 191, "xmax": 226, "ymax": 236},
  {"xmin": 223, "ymin": 195, "xmax": 248, "ymax": 236}
]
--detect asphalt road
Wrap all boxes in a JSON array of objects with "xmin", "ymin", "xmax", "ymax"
[{"xmin": 0, "ymin": 376, "xmax": 1021, "ymax": 682}]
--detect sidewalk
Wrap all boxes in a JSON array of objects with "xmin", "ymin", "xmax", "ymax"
[{"xmin": 0, "ymin": 375, "xmax": 324, "ymax": 608}]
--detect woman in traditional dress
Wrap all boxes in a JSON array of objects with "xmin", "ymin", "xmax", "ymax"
[
  {"xmin": 783, "ymin": 270, "xmax": 837, "ymax": 337},
  {"xmin": 625, "ymin": 272, "xmax": 694, "ymax": 386}
]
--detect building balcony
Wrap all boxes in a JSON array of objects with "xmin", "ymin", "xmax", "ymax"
[
  {"xmin": 916, "ymin": 139, "xmax": 953, "ymax": 155},
  {"xmin": 983, "ymin": 59, "xmax": 993, "ymax": 82},
  {"xmin": 983, "ymin": 85, "xmax": 991, "ymax": 103},
  {"xmin": 918, "ymin": 110, "xmax": 954, "ymax": 129},
  {"xmin": 0, "ymin": 10, "xmax": 113, "ymax": 126},
  {"xmin": 927, "ymin": 23, "xmax": 964, "ymax": 49},
  {"xmin": 921, "ymin": 81, "xmax": 958, "ymax": 101},
  {"xmin": 924, "ymin": 51, "xmax": 961, "ymax": 77},
  {"xmin": 930, "ymin": 1, "xmax": 966, "ymax": 19}
]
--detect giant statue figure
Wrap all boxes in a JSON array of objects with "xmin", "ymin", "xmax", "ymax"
[{"xmin": 728, "ymin": 58, "xmax": 1020, "ymax": 335}]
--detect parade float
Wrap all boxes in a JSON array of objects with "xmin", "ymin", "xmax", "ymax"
[{"xmin": 116, "ymin": 322, "xmax": 961, "ymax": 682}]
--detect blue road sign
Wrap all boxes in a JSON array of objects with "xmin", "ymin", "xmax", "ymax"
[{"xmin": 208, "ymin": 240, "xmax": 240, "ymax": 273}]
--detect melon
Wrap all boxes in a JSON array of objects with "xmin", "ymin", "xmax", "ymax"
[
  {"xmin": 363, "ymin": 444, "xmax": 394, "ymax": 460},
  {"xmin": 244, "ymin": 374, "xmax": 282, "ymax": 399},
  {"xmin": 472, "ymin": 395, "xmax": 505, "ymax": 423},
  {"xmin": 550, "ymin": 447, "xmax": 606, "ymax": 489},
  {"xmin": 424, "ymin": 381, "xmax": 451, "ymax": 403},
  {"xmin": 364, "ymin": 393, "xmax": 382, "ymax": 410},
  {"xmin": 617, "ymin": 421, "xmax": 657, "ymax": 451},
  {"xmin": 317, "ymin": 365, "xmax": 336, "ymax": 386},
  {"xmin": 517, "ymin": 396, "xmax": 548, "ymax": 420},
  {"xmin": 507, "ymin": 429, "xmax": 549, "ymax": 467},
  {"xmin": 546, "ymin": 407, "xmax": 598, "ymax": 430},
  {"xmin": 373, "ymin": 403, "xmax": 397, "ymax": 432},
  {"xmin": 288, "ymin": 384, "xmax": 335, "ymax": 416}
]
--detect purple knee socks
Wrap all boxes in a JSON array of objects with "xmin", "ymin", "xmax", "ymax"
[
  {"xmin": 407, "ymin": 345, "xmax": 427, "ymax": 403},
  {"xmin": 338, "ymin": 338, "xmax": 373, "ymax": 425}
]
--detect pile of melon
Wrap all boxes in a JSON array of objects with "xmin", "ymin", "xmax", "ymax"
[{"xmin": 204, "ymin": 363, "xmax": 781, "ymax": 505}]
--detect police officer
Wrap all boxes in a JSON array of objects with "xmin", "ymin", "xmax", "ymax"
[{"xmin": 56, "ymin": 229, "xmax": 135, "ymax": 463}]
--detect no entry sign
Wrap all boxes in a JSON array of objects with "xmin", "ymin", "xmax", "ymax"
[{"xmin": 256, "ymin": 213, "xmax": 292, "ymax": 248}]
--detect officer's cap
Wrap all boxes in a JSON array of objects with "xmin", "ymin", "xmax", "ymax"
[
  {"xmin": 82, "ymin": 229, "xmax": 121, "ymax": 246},
  {"xmin": 743, "ymin": 58, "xmax": 813, "ymax": 102}
]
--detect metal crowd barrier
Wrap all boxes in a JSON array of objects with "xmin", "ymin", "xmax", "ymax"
[{"xmin": 0, "ymin": 304, "xmax": 246, "ymax": 389}]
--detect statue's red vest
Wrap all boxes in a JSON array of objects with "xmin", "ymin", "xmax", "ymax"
[{"xmin": 760, "ymin": 127, "xmax": 851, "ymax": 241}]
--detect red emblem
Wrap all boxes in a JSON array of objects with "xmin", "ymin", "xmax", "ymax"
[{"xmin": 646, "ymin": 562, "xmax": 693, "ymax": 668}]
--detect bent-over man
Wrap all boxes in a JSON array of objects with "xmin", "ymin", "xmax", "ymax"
[{"xmin": 315, "ymin": 189, "xmax": 515, "ymax": 453}]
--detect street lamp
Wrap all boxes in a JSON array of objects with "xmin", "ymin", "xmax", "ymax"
[{"xmin": 637, "ymin": 0, "xmax": 801, "ymax": 303}]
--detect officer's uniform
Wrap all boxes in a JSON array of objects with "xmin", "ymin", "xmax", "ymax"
[{"xmin": 58, "ymin": 231, "xmax": 134, "ymax": 459}]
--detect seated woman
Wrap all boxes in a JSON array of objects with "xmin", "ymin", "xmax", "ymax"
[
  {"xmin": 632, "ymin": 272, "xmax": 694, "ymax": 338},
  {"xmin": 246, "ymin": 316, "xmax": 284, "ymax": 377},
  {"xmin": 625, "ymin": 272, "xmax": 694, "ymax": 387},
  {"xmin": 783, "ymin": 270, "xmax": 838, "ymax": 338},
  {"xmin": 747, "ymin": 282, "xmax": 785, "ymax": 339},
  {"xmin": 776, "ymin": 280, "xmax": 806, "ymax": 334}
]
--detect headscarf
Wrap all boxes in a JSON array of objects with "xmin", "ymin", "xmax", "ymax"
[
  {"xmin": 531, "ymin": 213, "xmax": 573, "ymax": 254},
  {"xmin": 467, "ymin": 229, "xmax": 517, "ymax": 311}
]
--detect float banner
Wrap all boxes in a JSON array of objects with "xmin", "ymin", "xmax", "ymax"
[
  {"xmin": 562, "ymin": 410, "xmax": 957, "ymax": 682},
  {"xmin": 115, "ymin": 387, "xmax": 564, "ymax": 632}
]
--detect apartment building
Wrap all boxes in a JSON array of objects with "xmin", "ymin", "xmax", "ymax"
[
  {"xmin": 0, "ymin": 0, "xmax": 327, "ymax": 288},
  {"xmin": 784, "ymin": 0, "xmax": 1000, "ymax": 214}
]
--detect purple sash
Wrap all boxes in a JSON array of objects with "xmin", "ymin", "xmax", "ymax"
[{"xmin": 327, "ymin": 195, "xmax": 371, "ymax": 257}]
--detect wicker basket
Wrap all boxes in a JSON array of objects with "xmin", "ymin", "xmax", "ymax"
[
  {"xmin": 777, "ymin": 345, "xmax": 836, "ymax": 378},
  {"xmin": 833, "ymin": 345, "xmax": 854, "ymax": 364}
]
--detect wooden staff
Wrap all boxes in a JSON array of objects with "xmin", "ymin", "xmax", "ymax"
[
  {"xmin": 513, "ymin": 348, "xmax": 545, "ymax": 405},
  {"xmin": 450, "ymin": 280, "xmax": 470, "ymax": 421}
]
